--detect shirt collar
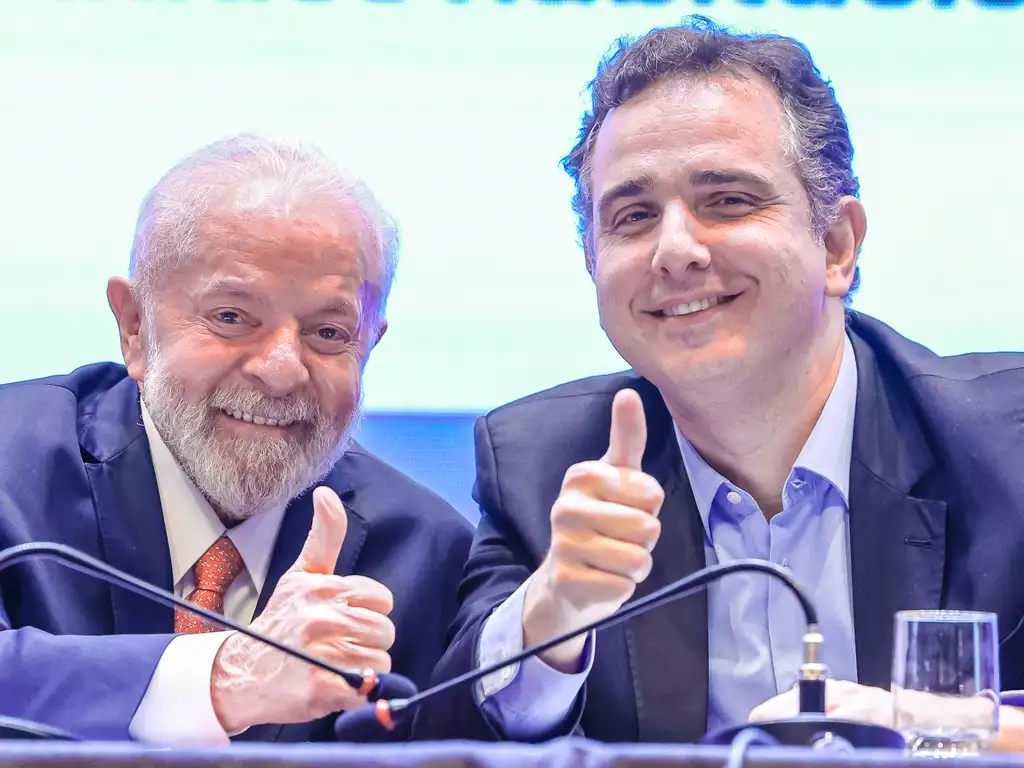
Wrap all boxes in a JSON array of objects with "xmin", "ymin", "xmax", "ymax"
[
  {"xmin": 140, "ymin": 400, "xmax": 287, "ymax": 593},
  {"xmin": 675, "ymin": 334, "xmax": 858, "ymax": 532}
]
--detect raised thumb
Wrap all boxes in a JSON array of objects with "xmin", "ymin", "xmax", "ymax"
[
  {"xmin": 601, "ymin": 388, "xmax": 647, "ymax": 470},
  {"xmin": 291, "ymin": 486, "xmax": 349, "ymax": 574}
]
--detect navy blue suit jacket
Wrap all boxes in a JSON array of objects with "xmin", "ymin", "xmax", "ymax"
[
  {"xmin": 416, "ymin": 312, "xmax": 1024, "ymax": 743},
  {"xmin": 0, "ymin": 363, "xmax": 473, "ymax": 742}
]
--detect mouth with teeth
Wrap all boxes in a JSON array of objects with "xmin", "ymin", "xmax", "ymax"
[
  {"xmin": 653, "ymin": 293, "xmax": 740, "ymax": 318},
  {"xmin": 220, "ymin": 409, "xmax": 298, "ymax": 428}
]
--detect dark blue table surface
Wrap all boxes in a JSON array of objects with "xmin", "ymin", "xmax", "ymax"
[{"xmin": 1, "ymin": 740, "xmax": 1023, "ymax": 768}]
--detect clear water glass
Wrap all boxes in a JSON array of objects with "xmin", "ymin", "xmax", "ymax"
[{"xmin": 892, "ymin": 610, "xmax": 1000, "ymax": 756}]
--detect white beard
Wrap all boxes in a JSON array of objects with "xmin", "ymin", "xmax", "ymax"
[{"xmin": 141, "ymin": 347, "xmax": 358, "ymax": 523}]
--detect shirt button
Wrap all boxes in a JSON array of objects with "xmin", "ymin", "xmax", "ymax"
[{"xmin": 726, "ymin": 490, "xmax": 742, "ymax": 504}]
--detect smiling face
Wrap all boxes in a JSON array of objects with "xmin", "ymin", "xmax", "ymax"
[
  {"xmin": 109, "ymin": 204, "xmax": 384, "ymax": 521},
  {"xmin": 588, "ymin": 73, "xmax": 861, "ymax": 400}
]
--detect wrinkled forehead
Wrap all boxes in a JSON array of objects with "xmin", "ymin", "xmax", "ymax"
[
  {"xmin": 191, "ymin": 196, "xmax": 372, "ymax": 280},
  {"xmin": 210, "ymin": 175, "xmax": 371, "ymax": 241},
  {"xmin": 200, "ymin": 208, "xmax": 360, "ymax": 256}
]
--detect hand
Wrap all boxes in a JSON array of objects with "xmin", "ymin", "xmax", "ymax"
[
  {"xmin": 210, "ymin": 486, "xmax": 396, "ymax": 733},
  {"xmin": 750, "ymin": 681, "xmax": 1024, "ymax": 752},
  {"xmin": 523, "ymin": 388, "xmax": 665, "ymax": 671},
  {"xmin": 749, "ymin": 680, "xmax": 894, "ymax": 727}
]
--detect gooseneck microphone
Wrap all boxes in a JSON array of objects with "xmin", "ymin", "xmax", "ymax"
[
  {"xmin": 332, "ymin": 559, "xmax": 828, "ymax": 740},
  {"xmin": 2, "ymin": 542, "xmax": 899, "ymax": 748},
  {"xmin": 0, "ymin": 541, "xmax": 416, "ymax": 739}
]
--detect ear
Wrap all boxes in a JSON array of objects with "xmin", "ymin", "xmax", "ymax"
[
  {"xmin": 823, "ymin": 196, "xmax": 867, "ymax": 299},
  {"xmin": 359, "ymin": 317, "xmax": 387, "ymax": 372},
  {"xmin": 107, "ymin": 277, "xmax": 149, "ymax": 382},
  {"xmin": 373, "ymin": 318, "xmax": 387, "ymax": 349}
]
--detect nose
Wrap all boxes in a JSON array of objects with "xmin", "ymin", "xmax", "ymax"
[
  {"xmin": 241, "ymin": 322, "xmax": 311, "ymax": 398},
  {"xmin": 651, "ymin": 200, "xmax": 711, "ymax": 279}
]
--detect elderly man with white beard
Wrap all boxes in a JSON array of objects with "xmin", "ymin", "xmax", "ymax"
[{"xmin": 0, "ymin": 135, "xmax": 473, "ymax": 744}]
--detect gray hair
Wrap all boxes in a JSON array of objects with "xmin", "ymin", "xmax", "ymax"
[
  {"xmin": 563, "ymin": 15, "xmax": 861, "ymax": 300},
  {"xmin": 129, "ymin": 134, "xmax": 399, "ymax": 331}
]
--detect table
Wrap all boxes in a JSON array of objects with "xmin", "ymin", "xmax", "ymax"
[{"xmin": 2, "ymin": 740, "xmax": 1024, "ymax": 768}]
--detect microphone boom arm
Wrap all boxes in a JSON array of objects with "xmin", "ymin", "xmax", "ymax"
[
  {"xmin": 0, "ymin": 543, "xmax": 825, "ymax": 740},
  {"xmin": 398, "ymin": 559, "xmax": 819, "ymax": 713},
  {"xmin": 0, "ymin": 542, "xmax": 381, "ymax": 695}
]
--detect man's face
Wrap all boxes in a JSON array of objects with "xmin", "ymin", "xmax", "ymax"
[
  {"xmin": 117, "ymin": 206, "xmax": 381, "ymax": 521},
  {"xmin": 588, "ymin": 74, "xmax": 860, "ymax": 398}
]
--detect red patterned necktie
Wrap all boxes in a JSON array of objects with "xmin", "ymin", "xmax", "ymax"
[{"xmin": 175, "ymin": 536, "xmax": 246, "ymax": 634}]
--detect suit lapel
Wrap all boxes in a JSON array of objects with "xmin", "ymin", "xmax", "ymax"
[
  {"xmin": 848, "ymin": 332, "xmax": 947, "ymax": 688},
  {"xmin": 256, "ymin": 482, "xmax": 367, "ymax": 617},
  {"xmin": 82, "ymin": 378, "xmax": 174, "ymax": 634},
  {"xmin": 623, "ymin": 381, "xmax": 709, "ymax": 743}
]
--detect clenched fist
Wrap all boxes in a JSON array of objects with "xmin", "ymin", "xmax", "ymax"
[
  {"xmin": 210, "ymin": 486, "xmax": 395, "ymax": 733},
  {"xmin": 523, "ymin": 388, "xmax": 665, "ymax": 670}
]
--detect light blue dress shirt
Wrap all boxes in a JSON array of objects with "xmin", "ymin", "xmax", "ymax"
[{"xmin": 476, "ymin": 336, "xmax": 860, "ymax": 739}]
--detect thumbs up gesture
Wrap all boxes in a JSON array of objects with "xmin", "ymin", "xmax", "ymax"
[
  {"xmin": 523, "ymin": 389, "xmax": 665, "ymax": 670},
  {"xmin": 210, "ymin": 487, "xmax": 396, "ymax": 734}
]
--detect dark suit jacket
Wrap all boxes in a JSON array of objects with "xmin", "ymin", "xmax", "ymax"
[
  {"xmin": 0, "ymin": 362, "xmax": 473, "ymax": 742},
  {"xmin": 416, "ymin": 312, "xmax": 1024, "ymax": 743}
]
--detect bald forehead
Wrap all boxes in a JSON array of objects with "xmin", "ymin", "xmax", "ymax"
[
  {"xmin": 192, "ymin": 174, "xmax": 378, "ymax": 262},
  {"xmin": 224, "ymin": 175, "xmax": 353, "ymax": 219},
  {"xmin": 195, "ymin": 209, "xmax": 366, "ymax": 271},
  {"xmin": 205, "ymin": 175, "xmax": 364, "ymax": 230}
]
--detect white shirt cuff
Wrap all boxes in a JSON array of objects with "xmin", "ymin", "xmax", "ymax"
[
  {"xmin": 129, "ymin": 632, "xmax": 234, "ymax": 745},
  {"xmin": 475, "ymin": 576, "xmax": 594, "ymax": 739}
]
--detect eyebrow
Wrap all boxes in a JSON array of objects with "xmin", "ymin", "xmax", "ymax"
[
  {"xmin": 595, "ymin": 168, "xmax": 778, "ymax": 222},
  {"xmin": 197, "ymin": 279, "xmax": 360, "ymax": 317},
  {"xmin": 690, "ymin": 169, "xmax": 776, "ymax": 192},
  {"xmin": 198, "ymin": 279, "xmax": 266, "ymax": 304},
  {"xmin": 317, "ymin": 301, "xmax": 360, "ymax": 318},
  {"xmin": 595, "ymin": 174, "xmax": 657, "ymax": 223}
]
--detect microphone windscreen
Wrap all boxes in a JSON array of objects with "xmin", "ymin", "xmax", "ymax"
[
  {"xmin": 333, "ymin": 704, "xmax": 395, "ymax": 742},
  {"xmin": 371, "ymin": 673, "xmax": 418, "ymax": 701}
]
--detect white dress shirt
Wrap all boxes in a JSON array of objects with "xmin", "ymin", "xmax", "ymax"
[{"xmin": 128, "ymin": 402, "xmax": 287, "ymax": 745}]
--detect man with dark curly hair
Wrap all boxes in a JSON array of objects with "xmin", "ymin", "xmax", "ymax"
[{"xmin": 417, "ymin": 16, "xmax": 1024, "ymax": 748}]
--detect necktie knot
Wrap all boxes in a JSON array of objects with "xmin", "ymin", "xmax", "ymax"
[
  {"xmin": 175, "ymin": 535, "xmax": 246, "ymax": 634},
  {"xmin": 193, "ymin": 536, "xmax": 245, "ymax": 595}
]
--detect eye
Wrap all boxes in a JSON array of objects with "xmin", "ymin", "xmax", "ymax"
[
  {"xmin": 308, "ymin": 326, "xmax": 354, "ymax": 351},
  {"xmin": 710, "ymin": 194, "xmax": 757, "ymax": 212},
  {"xmin": 207, "ymin": 309, "xmax": 253, "ymax": 337},
  {"xmin": 613, "ymin": 207, "xmax": 659, "ymax": 231},
  {"xmin": 214, "ymin": 310, "xmax": 242, "ymax": 325}
]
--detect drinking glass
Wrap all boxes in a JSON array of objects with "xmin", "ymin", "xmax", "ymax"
[{"xmin": 892, "ymin": 610, "xmax": 1000, "ymax": 756}]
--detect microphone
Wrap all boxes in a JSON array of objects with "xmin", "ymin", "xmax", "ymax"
[
  {"xmin": 1, "ymin": 543, "xmax": 904, "ymax": 748},
  {"xmin": 0, "ymin": 541, "xmax": 415, "ymax": 739},
  {"xmin": 334, "ymin": 559, "xmax": 838, "ymax": 741}
]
